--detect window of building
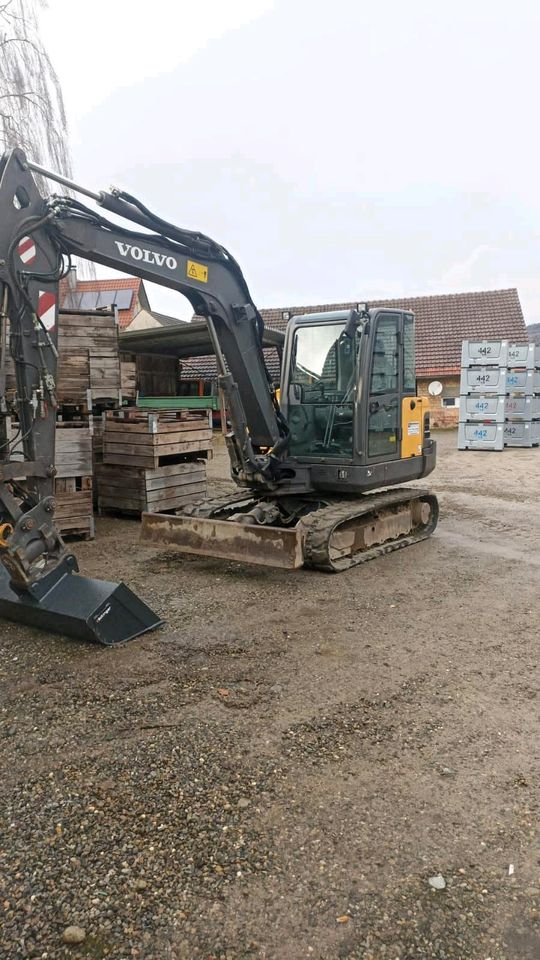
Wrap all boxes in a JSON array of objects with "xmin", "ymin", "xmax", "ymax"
[{"xmin": 442, "ymin": 397, "xmax": 460, "ymax": 407}]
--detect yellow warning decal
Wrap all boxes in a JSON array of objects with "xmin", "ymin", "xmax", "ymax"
[{"xmin": 187, "ymin": 260, "xmax": 208, "ymax": 283}]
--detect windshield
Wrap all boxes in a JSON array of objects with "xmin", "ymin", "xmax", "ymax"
[
  {"xmin": 286, "ymin": 322, "xmax": 358, "ymax": 458},
  {"xmin": 290, "ymin": 323, "xmax": 356, "ymax": 401}
]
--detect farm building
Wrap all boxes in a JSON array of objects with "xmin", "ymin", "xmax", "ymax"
[{"xmin": 177, "ymin": 288, "xmax": 526, "ymax": 427}]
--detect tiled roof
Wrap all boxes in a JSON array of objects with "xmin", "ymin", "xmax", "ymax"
[
  {"xmin": 258, "ymin": 289, "xmax": 527, "ymax": 377},
  {"xmin": 182, "ymin": 288, "xmax": 526, "ymax": 382},
  {"xmin": 180, "ymin": 347, "xmax": 281, "ymax": 383}
]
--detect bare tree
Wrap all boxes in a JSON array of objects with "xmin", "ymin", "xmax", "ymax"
[
  {"xmin": 0, "ymin": 2, "xmax": 97, "ymax": 277},
  {"xmin": 0, "ymin": 0, "xmax": 72, "ymax": 175}
]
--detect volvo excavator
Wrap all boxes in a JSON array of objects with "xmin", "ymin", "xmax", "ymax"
[{"xmin": 0, "ymin": 148, "xmax": 438, "ymax": 644}]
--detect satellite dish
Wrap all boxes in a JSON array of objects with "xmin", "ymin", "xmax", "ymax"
[{"xmin": 428, "ymin": 380, "xmax": 443, "ymax": 397}]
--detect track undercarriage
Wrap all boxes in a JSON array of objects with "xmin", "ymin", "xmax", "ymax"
[{"xmin": 140, "ymin": 488, "xmax": 439, "ymax": 572}]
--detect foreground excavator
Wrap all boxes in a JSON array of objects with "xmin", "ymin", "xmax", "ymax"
[{"xmin": 0, "ymin": 148, "xmax": 438, "ymax": 644}]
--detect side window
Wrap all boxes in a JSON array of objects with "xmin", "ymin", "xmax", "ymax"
[
  {"xmin": 370, "ymin": 316, "xmax": 399, "ymax": 395},
  {"xmin": 403, "ymin": 316, "xmax": 416, "ymax": 391}
]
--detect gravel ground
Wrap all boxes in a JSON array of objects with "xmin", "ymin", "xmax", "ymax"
[{"xmin": 0, "ymin": 431, "xmax": 539, "ymax": 959}]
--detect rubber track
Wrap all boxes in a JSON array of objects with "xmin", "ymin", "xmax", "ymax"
[{"xmin": 300, "ymin": 487, "xmax": 439, "ymax": 572}]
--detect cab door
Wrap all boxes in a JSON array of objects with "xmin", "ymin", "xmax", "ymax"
[{"xmin": 365, "ymin": 312, "xmax": 403, "ymax": 463}]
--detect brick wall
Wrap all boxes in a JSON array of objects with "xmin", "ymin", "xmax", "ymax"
[{"xmin": 417, "ymin": 376, "xmax": 460, "ymax": 428}]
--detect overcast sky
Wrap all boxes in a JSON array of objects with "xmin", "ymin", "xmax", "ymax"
[{"xmin": 42, "ymin": 0, "xmax": 540, "ymax": 323}]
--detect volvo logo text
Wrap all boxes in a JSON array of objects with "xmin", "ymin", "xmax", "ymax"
[{"xmin": 114, "ymin": 241, "xmax": 177, "ymax": 271}]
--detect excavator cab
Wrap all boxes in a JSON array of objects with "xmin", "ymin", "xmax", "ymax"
[{"xmin": 279, "ymin": 308, "xmax": 436, "ymax": 492}]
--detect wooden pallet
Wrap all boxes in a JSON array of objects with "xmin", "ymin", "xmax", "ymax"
[
  {"xmin": 95, "ymin": 461, "xmax": 206, "ymax": 516},
  {"xmin": 102, "ymin": 409, "xmax": 213, "ymax": 469}
]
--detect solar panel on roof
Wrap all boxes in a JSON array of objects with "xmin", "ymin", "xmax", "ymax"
[
  {"xmin": 79, "ymin": 291, "xmax": 99, "ymax": 310},
  {"xmin": 113, "ymin": 290, "xmax": 133, "ymax": 310},
  {"xmin": 95, "ymin": 291, "xmax": 114, "ymax": 309}
]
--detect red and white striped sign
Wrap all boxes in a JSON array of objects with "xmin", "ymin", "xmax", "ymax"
[
  {"xmin": 18, "ymin": 236, "xmax": 37, "ymax": 266},
  {"xmin": 38, "ymin": 290, "xmax": 56, "ymax": 332}
]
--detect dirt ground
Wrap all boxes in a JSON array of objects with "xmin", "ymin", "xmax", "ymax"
[{"xmin": 0, "ymin": 430, "xmax": 539, "ymax": 960}]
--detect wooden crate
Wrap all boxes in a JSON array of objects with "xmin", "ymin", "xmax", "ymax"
[
  {"xmin": 120, "ymin": 351, "xmax": 137, "ymax": 400},
  {"xmin": 90, "ymin": 416, "xmax": 104, "ymax": 506},
  {"xmin": 55, "ymin": 422, "xmax": 93, "ymax": 477},
  {"xmin": 3, "ymin": 310, "xmax": 122, "ymax": 408},
  {"xmin": 102, "ymin": 409, "xmax": 213, "ymax": 468},
  {"xmin": 136, "ymin": 353, "xmax": 178, "ymax": 397},
  {"xmin": 54, "ymin": 476, "xmax": 95, "ymax": 540},
  {"xmin": 54, "ymin": 422, "xmax": 95, "ymax": 539},
  {"xmin": 57, "ymin": 310, "xmax": 121, "ymax": 407},
  {"xmin": 4, "ymin": 420, "xmax": 95, "ymax": 539},
  {"xmin": 95, "ymin": 461, "xmax": 206, "ymax": 516}
]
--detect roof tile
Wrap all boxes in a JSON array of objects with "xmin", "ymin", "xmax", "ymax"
[{"xmin": 184, "ymin": 288, "xmax": 526, "ymax": 381}]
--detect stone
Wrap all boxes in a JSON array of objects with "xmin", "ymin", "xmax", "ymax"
[
  {"xmin": 62, "ymin": 926, "xmax": 86, "ymax": 944},
  {"xmin": 428, "ymin": 875, "xmax": 446, "ymax": 890}
]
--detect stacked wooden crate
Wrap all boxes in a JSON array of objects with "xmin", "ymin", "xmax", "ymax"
[
  {"xmin": 120, "ymin": 351, "xmax": 137, "ymax": 401},
  {"xmin": 2, "ymin": 308, "xmax": 122, "ymax": 409},
  {"xmin": 54, "ymin": 422, "xmax": 95, "ymax": 539},
  {"xmin": 6, "ymin": 420, "xmax": 95, "ymax": 539},
  {"xmin": 57, "ymin": 310, "xmax": 122, "ymax": 409},
  {"xmin": 95, "ymin": 409, "xmax": 211, "ymax": 516}
]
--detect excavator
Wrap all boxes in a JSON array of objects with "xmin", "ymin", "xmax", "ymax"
[{"xmin": 0, "ymin": 148, "xmax": 438, "ymax": 645}]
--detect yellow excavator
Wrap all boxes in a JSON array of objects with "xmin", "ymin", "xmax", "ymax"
[{"xmin": 0, "ymin": 148, "xmax": 438, "ymax": 643}]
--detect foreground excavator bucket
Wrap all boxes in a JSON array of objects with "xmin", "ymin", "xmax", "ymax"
[
  {"xmin": 0, "ymin": 556, "xmax": 164, "ymax": 645},
  {"xmin": 141, "ymin": 512, "xmax": 305, "ymax": 569}
]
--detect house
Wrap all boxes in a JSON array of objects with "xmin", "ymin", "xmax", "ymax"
[
  {"xmin": 60, "ymin": 269, "xmax": 186, "ymax": 332},
  {"xmin": 180, "ymin": 288, "xmax": 526, "ymax": 427}
]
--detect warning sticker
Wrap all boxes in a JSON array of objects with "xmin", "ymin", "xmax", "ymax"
[
  {"xmin": 408, "ymin": 421, "xmax": 420, "ymax": 436},
  {"xmin": 187, "ymin": 260, "xmax": 208, "ymax": 283}
]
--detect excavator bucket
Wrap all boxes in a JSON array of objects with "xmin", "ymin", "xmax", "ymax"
[
  {"xmin": 140, "ymin": 512, "xmax": 305, "ymax": 570},
  {"xmin": 0, "ymin": 557, "xmax": 164, "ymax": 645}
]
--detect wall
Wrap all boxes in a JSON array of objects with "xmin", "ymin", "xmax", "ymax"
[
  {"xmin": 417, "ymin": 375, "xmax": 460, "ymax": 428},
  {"xmin": 127, "ymin": 309, "xmax": 162, "ymax": 332}
]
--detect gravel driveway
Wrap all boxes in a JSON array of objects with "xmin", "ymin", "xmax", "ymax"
[{"xmin": 0, "ymin": 431, "xmax": 538, "ymax": 959}]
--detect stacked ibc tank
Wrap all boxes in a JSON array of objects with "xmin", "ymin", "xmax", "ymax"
[{"xmin": 458, "ymin": 340, "xmax": 540, "ymax": 450}]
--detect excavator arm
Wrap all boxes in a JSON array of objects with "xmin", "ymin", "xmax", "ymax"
[{"xmin": 0, "ymin": 148, "xmax": 287, "ymax": 642}]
